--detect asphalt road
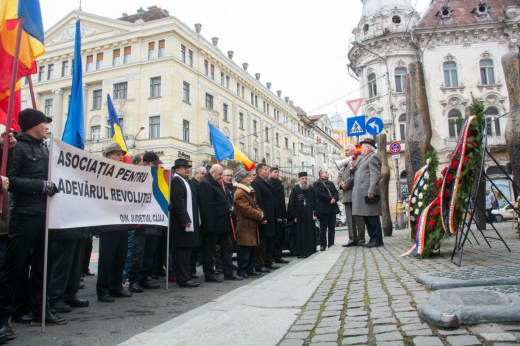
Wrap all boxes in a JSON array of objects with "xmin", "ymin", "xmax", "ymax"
[{"xmin": 7, "ymin": 235, "xmax": 326, "ymax": 346}]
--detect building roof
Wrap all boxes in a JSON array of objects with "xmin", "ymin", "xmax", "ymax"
[
  {"xmin": 329, "ymin": 112, "xmax": 347, "ymax": 131},
  {"xmin": 117, "ymin": 5, "xmax": 170, "ymax": 23},
  {"xmin": 308, "ymin": 114, "xmax": 326, "ymax": 120},
  {"xmin": 416, "ymin": 0, "xmax": 518, "ymax": 28}
]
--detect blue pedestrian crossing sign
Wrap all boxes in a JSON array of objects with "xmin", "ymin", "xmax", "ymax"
[
  {"xmin": 347, "ymin": 115, "xmax": 366, "ymax": 137},
  {"xmin": 366, "ymin": 117, "xmax": 384, "ymax": 136}
]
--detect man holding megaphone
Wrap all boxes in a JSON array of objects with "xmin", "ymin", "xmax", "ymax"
[{"xmin": 336, "ymin": 144, "xmax": 366, "ymax": 247}]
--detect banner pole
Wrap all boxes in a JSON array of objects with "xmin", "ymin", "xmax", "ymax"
[
  {"xmin": 41, "ymin": 135, "xmax": 54, "ymax": 333},
  {"xmin": 166, "ymin": 170, "xmax": 171, "ymax": 290},
  {"xmin": 27, "ymin": 75, "xmax": 37, "ymax": 109}
]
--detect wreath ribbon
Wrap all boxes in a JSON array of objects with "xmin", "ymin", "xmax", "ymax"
[
  {"xmin": 398, "ymin": 200, "xmax": 436, "ymax": 257},
  {"xmin": 408, "ymin": 164, "xmax": 428, "ymax": 228}
]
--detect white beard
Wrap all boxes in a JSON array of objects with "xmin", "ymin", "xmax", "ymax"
[{"xmin": 299, "ymin": 182, "xmax": 309, "ymax": 190}]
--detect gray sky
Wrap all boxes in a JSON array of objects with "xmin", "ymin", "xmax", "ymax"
[{"xmin": 40, "ymin": 0, "xmax": 431, "ymax": 121}]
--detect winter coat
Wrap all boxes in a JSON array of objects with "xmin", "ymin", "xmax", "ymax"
[
  {"xmin": 233, "ymin": 184, "xmax": 263, "ymax": 246},
  {"xmin": 313, "ymin": 179, "xmax": 341, "ymax": 215},
  {"xmin": 91, "ymin": 223, "xmax": 134, "ymax": 235},
  {"xmin": 197, "ymin": 172, "xmax": 231, "ymax": 235},
  {"xmin": 51, "ymin": 227, "xmax": 91, "ymax": 239},
  {"xmin": 0, "ymin": 147, "xmax": 13, "ymax": 236},
  {"xmin": 170, "ymin": 176, "xmax": 201, "ymax": 248},
  {"xmin": 270, "ymin": 177, "xmax": 287, "ymax": 220},
  {"xmin": 251, "ymin": 176, "xmax": 276, "ymax": 238},
  {"xmin": 8, "ymin": 133, "xmax": 49, "ymax": 215},
  {"xmin": 336, "ymin": 156, "xmax": 362, "ymax": 204},
  {"xmin": 134, "ymin": 224, "xmax": 164, "ymax": 236},
  {"xmin": 352, "ymin": 152, "xmax": 383, "ymax": 216}
]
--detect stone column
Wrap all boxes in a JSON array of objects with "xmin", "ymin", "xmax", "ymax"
[
  {"xmin": 379, "ymin": 133, "xmax": 393, "ymax": 236},
  {"xmin": 502, "ymin": 53, "xmax": 520, "ymax": 197},
  {"xmin": 52, "ymin": 89, "xmax": 64, "ymax": 137},
  {"xmin": 405, "ymin": 61, "xmax": 433, "ymax": 191},
  {"xmin": 83, "ymin": 84, "xmax": 89, "ymax": 138}
]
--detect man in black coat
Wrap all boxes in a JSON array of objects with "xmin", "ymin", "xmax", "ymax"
[
  {"xmin": 269, "ymin": 167, "xmax": 289, "ymax": 264},
  {"xmin": 197, "ymin": 164, "xmax": 242, "ymax": 282},
  {"xmin": 251, "ymin": 163, "xmax": 277, "ymax": 273},
  {"xmin": 313, "ymin": 169, "xmax": 340, "ymax": 251},
  {"xmin": 170, "ymin": 159, "xmax": 201, "ymax": 287},
  {"xmin": 0, "ymin": 109, "xmax": 65, "ymax": 338},
  {"xmin": 189, "ymin": 166, "xmax": 206, "ymax": 270},
  {"xmin": 191, "ymin": 166, "xmax": 206, "ymax": 189}
]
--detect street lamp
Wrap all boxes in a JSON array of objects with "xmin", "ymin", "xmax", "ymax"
[
  {"xmin": 132, "ymin": 126, "xmax": 145, "ymax": 148},
  {"xmin": 137, "ymin": 7, "xmax": 145, "ymax": 20}
]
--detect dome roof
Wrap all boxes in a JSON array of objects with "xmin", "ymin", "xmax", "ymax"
[
  {"xmin": 361, "ymin": 0, "xmax": 414, "ymax": 19},
  {"xmin": 330, "ymin": 112, "xmax": 347, "ymax": 132}
]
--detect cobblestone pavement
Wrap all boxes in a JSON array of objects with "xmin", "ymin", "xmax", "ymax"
[{"xmin": 278, "ymin": 222, "xmax": 520, "ymax": 346}]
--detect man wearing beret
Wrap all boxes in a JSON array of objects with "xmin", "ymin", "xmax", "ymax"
[
  {"xmin": 0, "ymin": 109, "xmax": 65, "ymax": 338},
  {"xmin": 351, "ymin": 139, "xmax": 384, "ymax": 248}
]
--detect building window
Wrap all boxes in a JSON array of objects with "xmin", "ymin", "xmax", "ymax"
[
  {"xmin": 210, "ymin": 64, "xmax": 215, "ymax": 80},
  {"xmin": 106, "ymin": 118, "xmax": 124, "ymax": 138},
  {"xmin": 93, "ymin": 90, "xmax": 102, "ymax": 110},
  {"xmin": 395, "ymin": 67, "xmax": 407, "ymax": 93},
  {"xmin": 221, "ymin": 73, "xmax": 225, "ymax": 85},
  {"xmin": 276, "ymin": 133, "xmax": 279, "ymax": 147},
  {"xmin": 443, "ymin": 61, "xmax": 458, "ymax": 87},
  {"xmin": 398, "ymin": 114, "xmax": 406, "ymax": 141},
  {"xmin": 124, "ymin": 46, "xmax": 131, "ymax": 64},
  {"xmin": 311, "ymin": 146, "xmax": 314, "ymax": 157},
  {"xmin": 292, "ymin": 142, "xmax": 296, "ymax": 155},
  {"xmin": 274, "ymin": 109, "xmax": 280, "ymax": 121},
  {"xmin": 205, "ymin": 93, "xmax": 213, "ymax": 109},
  {"xmin": 38, "ymin": 66, "xmax": 45, "ymax": 81},
  {"xmin": 223, "ymin": 104, "xmax": 228, "ymax": 121},
  {"xmin": 285, "ymin": 137, "xmax": 289, "ymax": 149},
  {"xmin": 181, "ymin": 45, "xmax": 186, "ymax": 63},
  {"xmin": 480, "ymin": 59, "xmax": 495, "ymax": 85},
  {"xmin": 149, "ymin": 116, "xmax": 160, "ymax": 138},
  {"xmin": 204, "ymin": 60, "xmax": 209, "ymax": 76},
  {"xmin": 95, "ymin": 53, "xmax": 103, "ymax": 70},
  {"xmin": 150, "ymin": 77, "xmax": 161, "ymax": 98},
  {"xmin": 241, "ymin": 86, "xmax": 245, "ymax": 99},
  {"xmin": 47, "ymin": 64, "xmax": 54, "ymax": 80},
  {"xmin": 266, "ymin": 152, "xmax": 270, "ymax": 165},
  {"xmin": 113, "ymin": 82, "xmax": 128, "ymax": 99},
  {"xmin": 367, "ymin": 73, "xmax": 377, "ymax": 98},
  {"xmin": 265, "ymin": 127, "xmax": 269, "ymax": 142},
  {"xmin": 251, "ymin": 92, "xmax": 254, "ymax": 105},
  {"xmin": 148, "ymin": 42, "xmax": 155, "ymax": 60},
  {"xmin": 239, "ymin": 113, "xmax": 244, "ymax": 129},
  {"xmin": 188, "ymin": 50, "xmax": 193, "ymax": 67},
  {"xmin": 225, "ymin": 75, "xmax": 229, "ymax": 89},
  {"xmin": 183, "ymin": 82, "xmax": 190, "ymax": 102},
  {"xmin": 448, "ymin": 109, "xmax": 462, "ymax": 138},
  {"xmin": 44, "ymin": 99, "xmax": 53, "ymax": 117},
  {"xmin": 182, "ymin": 120, "xmax": 190, "ymax": 142},
  {"xmin": 21, "ymin": 100, "xmax": 27, "ymax": 110},
  {"xmin": 61, "ymin": 61, "xmax": 68, "ymax": 77},
  {"xmin": 236, "ymin": 83, "xmax": 240, "ymax": 96},
  {"xmin": 158, "ymin": 40, "xmax": 165, "ymax": 58},
  {"xmin": 485, "ymin": 107, "xmax": 501, "ymax": 137},
  {"xmin": 253, "ymin": 148, "xmax": 258, "ymax": 161},
  {"xmin": 300, "ymin": 142, "xmax": 303, "ymax": 152},
  {"xmin": 91, "ymin": 126, "xmax": 100, "ymax": 141},
  {"xmin": 253, "ymin": 120, "xmax": 257, "ymax": 135},
  {"xmin": 113, "ymin": 49, "xmax": 120, "ymax": 66},
  {"xmin": 86, "ymin": 55, "xmax": 93, "ymax": 72}
]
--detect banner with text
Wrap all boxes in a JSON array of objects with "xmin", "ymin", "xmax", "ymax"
[{"xmin": 48, "ymin": 138, "xmax": 170, "ymax": 229}]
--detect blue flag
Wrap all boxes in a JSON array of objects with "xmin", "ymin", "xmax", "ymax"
[{"xmin": 61, "ymin": 20, "xmax": 84, "ymax": 149}]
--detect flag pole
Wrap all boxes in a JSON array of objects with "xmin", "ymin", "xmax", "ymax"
[
  {"xmin": 27, "ymin": 75, "xmax": 37, "ymax": 109},
  {"xmin": 0, "ymin": 15, "xmax": 25, "ymax": 211},
  {"xmin": 166, "ymin": 170, "xmax": 171, "ymax": 290}
]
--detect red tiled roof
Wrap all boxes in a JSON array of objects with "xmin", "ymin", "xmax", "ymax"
[
  {"xmin": 416, "ymin": 0, "xmax": 518, "ymax": 28},
  {"xmin": 308, "ymin": 114, "xmax": 326, "ymax": 120}
]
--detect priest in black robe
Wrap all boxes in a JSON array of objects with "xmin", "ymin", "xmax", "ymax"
[{"xmin": 288, "ymin": 172, "xmax": 319, "ymax": 258}]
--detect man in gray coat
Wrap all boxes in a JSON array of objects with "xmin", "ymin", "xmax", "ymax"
[
  {"xmin": 336, "ymin": 144, "xmax": 366, "ymax": 247},
  {"xmin": 351, "ymin": 139, "xmax": 383, "ymax": 248}
]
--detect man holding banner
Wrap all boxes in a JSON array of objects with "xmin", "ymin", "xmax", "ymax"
[{"xmin": 0, "ymin": 109, "xmax": 65, "ymax": 336}]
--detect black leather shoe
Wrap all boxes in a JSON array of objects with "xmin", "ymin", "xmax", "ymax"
[
  {"xmin": 0, "ymin": 321, "xmax": 15, "ymax": 340},
  {"xmin": 78, "ymin": 283, "xmax": 85, "ymax": 289},
  {"xmin": 190, "ymin": 274, "xmax": 199, "ymax": 279},
  {"xmin": 85, "ymin": 272, "xmax": 95, "ymax": 276},
  {"xmin": 64, "ymin": 297, "xmax": 89, "ymax": 308},
  {"xmin": 31, "ymin": 311, "xmax": 67, "ymax": 326},
  {"xmin": 238, "ymin": 273, "xmax": 248, "ymax": 279},
  {"xmin": 342, "ymin": 241, "xmax": 357, "ymax": 247},
  {"xmin": 205, "ymin": 274, "xmax": 223, "ymax": 283},
  {"xmin": 98, "ymin": 294, "xmax": 115, "ymax": 302},
  {"xmin": 248, "ymin": 271, "xmax": 262, "ymax": 277},
  {"xmin": 129, "ymin": 283, "xmax": 143, "ymax": 293},
  {"xmin": 364, "ymin": 242, "xmax": 383, "ymax": 248},
  {"xmin": 81, "ymin": 273, "xmax": 86, "ymax": 278},
  {"xmin": 224, "ymin": 273, "xmax": 243, "ymax": 281},
  {"xmin": 110, "ymin": 290, "xmax": 132, "ymax": 297},
  {"xmin": 49, "ymin": 301, "xmax": 71, "ymax": 313},
  {"xmin": 320, "ymin": 246, "xmax": 326, "ymax": 251},
  {"xmin": 257, "ymin": 267, "xmax": 271, "ymax": 273},
  {"xmin": 215, "ymin": 267, "xmax": 223, "ymax": 274},
  {"xmin": 139, "ymin": 281, "xmax": 160, "ymax": 289},
  {"xmin": 266, "ymin": 265, "xmax": 280, "ymax": 270},
  {"xmin": 358, "ymin": 241, "xmax": 366, "ymax": 247},
  {"xmin": 178, "ymin": 280, "xmax": 200, "ymax": 288},
  {"xmin": 11, "ymin": 312, "xmax": 32, "ymax": 324},
  {"xmin": 275, "ymin": 258, "xmax": 290, "ymax": 263}
]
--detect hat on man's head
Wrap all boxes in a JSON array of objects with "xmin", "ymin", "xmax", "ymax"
[
  {"xmin": 143, "ymin": 152, "xmax": 163, "ymax": 165},
  {"xmin": 234, "ymin": 168, "xmax": 250, "ymax": 183},
  {"xmin": 298, "ymin": 172, "xmax": 307, "ymax": 178},
  {"xmin": 18, "ymin": 108, "xmax": 52, "ymax": 132},
  {"xmin": 359, "ymin": 138, "xmax": 377, "ymax": 149},
  {"xmin": 105, "ymin": 142, "xmax": 127, "ymax": 157},
  {"xmin": 173, "ymin": 158, "xmax": 192, "ymax": 169}
]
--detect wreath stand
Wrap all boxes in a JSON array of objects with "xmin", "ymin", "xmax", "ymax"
[{"xmin": 450, "ymin": 118, "xmax": 520, "ymax": 266}]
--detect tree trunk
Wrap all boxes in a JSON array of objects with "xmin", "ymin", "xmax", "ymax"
[{"xmin": 379, "ymin": 133, "xmax": 393, "ymax": 236}]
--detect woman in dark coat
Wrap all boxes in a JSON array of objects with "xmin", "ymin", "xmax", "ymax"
[{"xmin": 233, "ymin": 169, "xmax": 264, "ymax": 278}]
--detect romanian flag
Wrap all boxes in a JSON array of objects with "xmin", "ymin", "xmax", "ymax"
[
  {"xmin": 0, "ymin": 0, "xmax": 44, "ymax": 129},
  {"xmin": 151, "ymin": 166, "xmax": 170, "ymax": 216},
  {"xmin": 208, "ymin": 122, "xmax": 256, "ymax": 171},
  {"xmin": 107, "ymin": 94, "xmax": 131, "ymax": 164},
  {"xmin": 0, "ymin": 79, "xmax": 20, "ymax": 131}
]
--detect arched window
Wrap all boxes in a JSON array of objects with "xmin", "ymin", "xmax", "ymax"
[
  {"xmin": 448, "ymin": 109, "xmax": 462, "ymax": 138},
  {"xmin": 485, "ymin": 107, "xmax": 501, "ymax": 136},
  {"xmin": 395, "ymin": 67, "xmax": 407, "ymax": 93},
  {"xmin": 480, "ymin": 59, "xmax": 495, "ymax": 85},
  {"xmin": 443, "ymin": 61, "xmax": 458, "ymax": 87},
  {"xmin": 398, "ymin": 114, "xmax": 406, "ymax": 141},
  {"xmin": 367, "ymin": 73, "xmax": 377, "ymax": 98}
]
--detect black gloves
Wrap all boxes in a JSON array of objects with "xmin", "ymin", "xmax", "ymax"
[{"xmin": 43, "ymin": 181, "xmax": 59, "ymax": 197}]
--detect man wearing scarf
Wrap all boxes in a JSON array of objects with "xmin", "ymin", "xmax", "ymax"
[{"xmin": 288, "ymin": 173, "xmax": 319, "ymax": 258}]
